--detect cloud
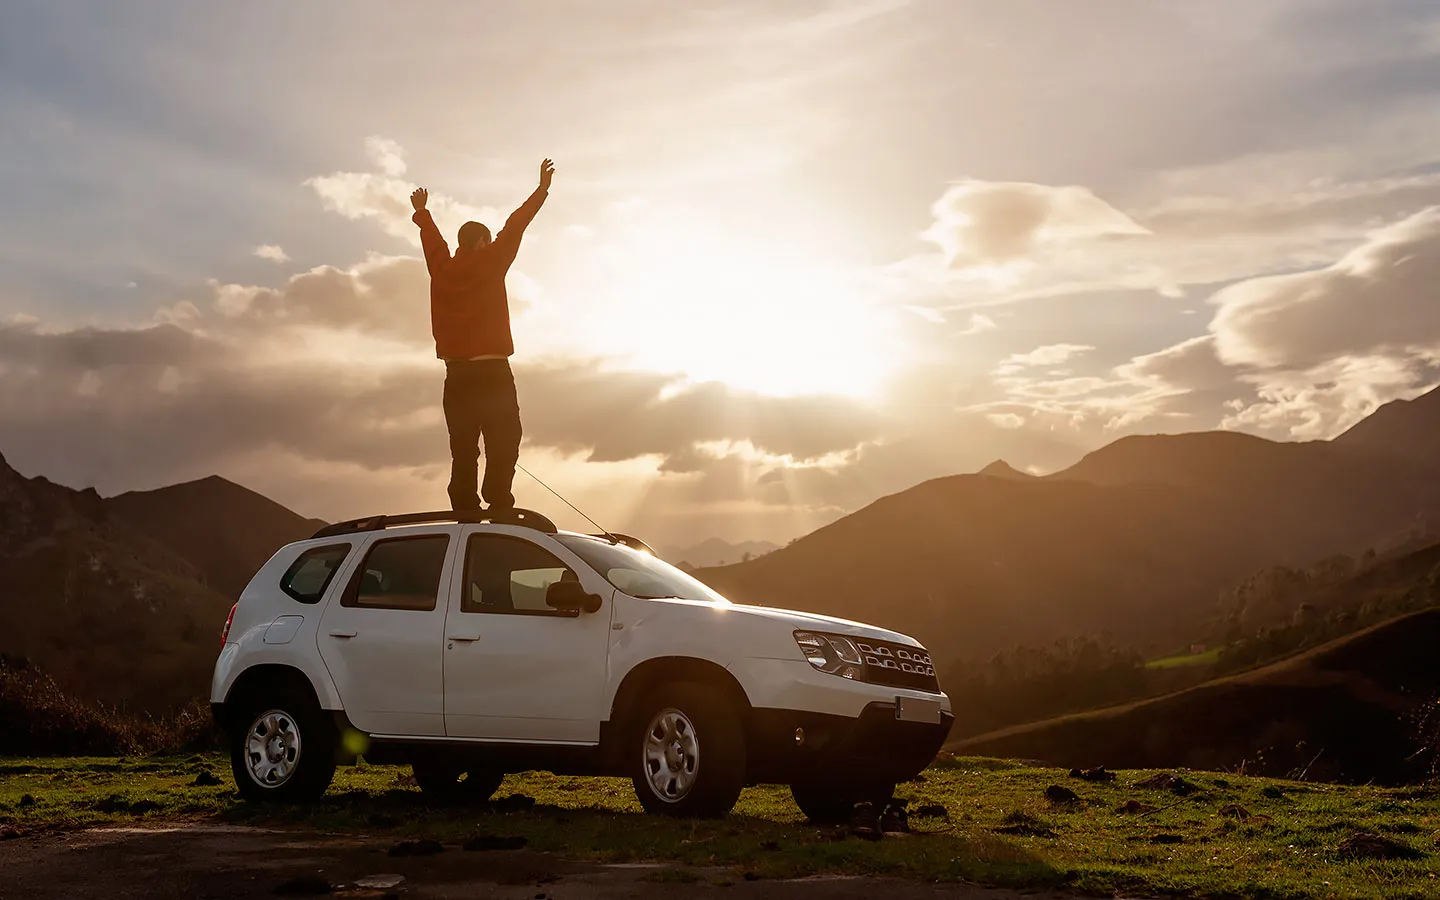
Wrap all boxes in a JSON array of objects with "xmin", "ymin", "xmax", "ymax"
[
  {"xmin": 1010, "ymin": 208, "xmax": 1440, "ymax": 442},
  {"xmin": 1222, "ymin": 354, "xmax": 1439, "ymax": 441},
  {"xmin": 921, "ymin": 181, "xmax": 1149, "ymax": 270},
  {"xmin": 996, "ymin": 343, "xmax": 1094, "ymax": 373},
  {"xmin": 365, "ymin": 136, "xmax": 408, "ymax": 178},
  {"xmin": 208, "ymin": 254, "xmax": 433, "ymax": 345},
  {"xmin": 957, "ymin": 313, "xmax": 997, "ymax": 335},
  {"xmin": 1211, "ymin": 207, "xmax": 1440, "ymax": 369},
  {"xmin": 252, "ymin": 244, "xmax": 290, "ymax": 263},
  {"xmin": 1192, "ymin": 207, "xmax": 1440, "ymax": 437},
  {"xmin": 305, "ymin": 137, "xmax": 499, "ymax": 245}
]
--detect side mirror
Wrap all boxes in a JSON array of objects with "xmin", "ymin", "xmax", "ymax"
[{"xmin": 546, "ymin": 580, "xmax": 602, "ymax": 614}]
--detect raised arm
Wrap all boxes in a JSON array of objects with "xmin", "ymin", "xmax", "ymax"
[
  {"xmin": 493, "ymin": 159, "xmax": 553, "ymax": 263},
  {"xmin": 410, "ymin": 187, "xmax": 450, "ymax": 276}
]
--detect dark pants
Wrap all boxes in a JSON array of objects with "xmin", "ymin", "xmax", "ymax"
[{"xmin": 442, "ymin": 359, "xmax": 521, "ymax": 511}]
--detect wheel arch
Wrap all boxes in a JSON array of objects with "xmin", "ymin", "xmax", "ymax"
[
  {"xmin": 608, "ymin": 656, "xmax": 753, "ymax": 735},
  {"xmin": 218, "ymin": 664, "xmax": 324, "ymax": 732}
]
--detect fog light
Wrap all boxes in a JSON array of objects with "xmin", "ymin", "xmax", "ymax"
[{"xmin": 794, "ymin": 727, "xmax": 805, "ymax": 746}]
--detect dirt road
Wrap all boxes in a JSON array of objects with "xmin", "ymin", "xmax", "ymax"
[{"xmin": 0, "ymin": 824, "xmax": 1119, "ymax": 900}]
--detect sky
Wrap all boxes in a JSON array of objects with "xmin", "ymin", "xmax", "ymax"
[{"xmin": 3, "ymin": 0, "xmax": 1440, "ymax": 544}]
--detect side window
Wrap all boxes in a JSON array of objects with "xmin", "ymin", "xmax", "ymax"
[
  {"xmin": 279, "ymin": 544, "xmax": 351, "ymax": 604},
  {"xmin": 464, "ymin": 534, "xmax": 576, "ymax": 615},
  {"xmin": 342, "ymin": 535, "xmax": 450, "ymax": 611}
]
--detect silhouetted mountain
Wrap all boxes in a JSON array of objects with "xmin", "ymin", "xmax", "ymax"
[
  {"xmin": 950, "ymin": 607, "xmax": 1440, "ymax": 784},
  {"xmin": 699, "ymin": 387, "xmax": 1440, "ymax": 666},
  {"xmin": 977, "ymin": 460, "xmax": 1033, "ymax": 480},
  {"xmin": 107, "ymin": 476, "xmax": 326, "ymax": 599},
  {"xmin": 659, "ymin": 537, "xmax": 780, "ymax": 569},
  {"xmin": 1334, "ymin": 384, "xmax": 1440, "ymax": 463},
  {"xmin": 0, "ymin": 452, "xmax": 232, "ymax": 712}
]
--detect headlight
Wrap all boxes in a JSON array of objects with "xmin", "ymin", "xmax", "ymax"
[{"xmin": 794, "ymin": 631, "xmax": 864, "ymax": 680}]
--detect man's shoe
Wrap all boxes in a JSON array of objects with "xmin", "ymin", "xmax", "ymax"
[
  {"xmin": 880, "ymin": 798, "xmax": 911, "ymax": 835},
  {"xmin": 485, "ymin": 505, "xmax": 519, "ymax": 523},
  {"xmin": 849, "ymin": 802, "xmax": 882, "ymax": 841}
]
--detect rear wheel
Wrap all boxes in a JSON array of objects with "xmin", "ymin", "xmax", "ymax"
[
  {"xmin": 629, "ymin": 682, "xmax": 746, "ymax": 818},
  {"xmin": 229, "ymin": 688, "xmax": 336, "ymax": 803},
  {"xmin": 412, "ymin": 760, "xmax": 504, "ymax": 805},
  {"xmin": 791, "ymin": 777, "xmax": 897, "ymax": 823}
]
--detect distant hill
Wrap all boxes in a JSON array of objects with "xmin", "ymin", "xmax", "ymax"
[
  {"xmin": 698, "ymin": 386, "xmax": 1440, "ymax": 666},
  {"xmin": 949, "ymin": 607, "xmax": 1440, "ymax": 784},
  {"xmin": 977, "ymin": 459, "xmax": 1034, "ymax": 480},
  {"xmin": 107, "ymin": 476, "xmax": 326, "ymax": 599},
  {"xmin": 1334, "ymin": 383, "xmax": 1440, "ymax": 464},
  {"xmin": 0, "ymin": 452, "xmax": 233, "ymax": 712},
  {"xmin": 659, "ymin": 537, "xmax": 780, "ymax": 569}
]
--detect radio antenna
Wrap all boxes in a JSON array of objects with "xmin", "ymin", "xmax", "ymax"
[{"xmin": 515, "ymin": 462, "xmax": 620, "ymax": 544}]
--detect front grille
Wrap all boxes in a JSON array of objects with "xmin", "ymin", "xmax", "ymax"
[{"xmin": 855, "ymin": 638, "xmax": 941, "ymax": 693}]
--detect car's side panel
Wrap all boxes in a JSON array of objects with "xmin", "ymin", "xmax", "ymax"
[
  {"xmin": 314, "ymin": 527, "xmax": 457, "ymax": 736},
  {"xmin": 210, "ymin": 541, "xmax": 350, "ymax": 710},
  {"xmin": 601, "ymin": 595, "xmax": 748, "ymax": 716},
  {"xmin": 442, "ymin": 527, "xmax": 616, "ymax": 743}
]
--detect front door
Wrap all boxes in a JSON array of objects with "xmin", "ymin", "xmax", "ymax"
[
  {"xmin": 442, "ymin": 529, "xmax": 613, "ymax": 742},
  {"xmin": 316, "ymin": 528, "xmax": 455, "ymax": 736}
]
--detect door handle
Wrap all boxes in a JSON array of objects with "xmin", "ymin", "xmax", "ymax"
[
  {"xmin": 328, "ymin": 630, "xmax": 357, "ymax": 638},
  {"xmin": 447, "ymin": 634, "xmax": 481, "ymax": 642}
]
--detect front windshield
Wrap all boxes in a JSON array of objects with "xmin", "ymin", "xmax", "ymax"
[{"xmin": 555, "ymin": 535, "xmax": 730, "ymax": 604}]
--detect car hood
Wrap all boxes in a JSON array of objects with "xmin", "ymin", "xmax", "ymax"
[{"xmin": 643, "ymin": 597, "xmax": 921, "ymax": 647}]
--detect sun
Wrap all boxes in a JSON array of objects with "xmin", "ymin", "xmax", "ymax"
[{"xmin": 577, "ymin": 225, "xmax": 900, "ymax": 398}]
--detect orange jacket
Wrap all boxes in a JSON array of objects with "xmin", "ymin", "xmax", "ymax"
[{"xmin": 412, "ymin": 187, "xmax": 547, "ymax": 360}]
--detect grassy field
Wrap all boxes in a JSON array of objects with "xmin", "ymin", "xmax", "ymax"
[{"xmin": 1, "ymin": 755, "xmax": 1437, "ymax": 899}]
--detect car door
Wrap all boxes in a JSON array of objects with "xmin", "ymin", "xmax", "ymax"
[
  {"xmin": 442, "ymin": 528, "xmax": 613, "ymax": 743},
  {"xmin": 316, "ymin": 527, "xmax": 455, "ymax": 736}
]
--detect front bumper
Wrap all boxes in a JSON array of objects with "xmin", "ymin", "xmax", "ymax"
[{"xmin": 745, "ymin": 701, "xmax": 954, "ymax": 785}]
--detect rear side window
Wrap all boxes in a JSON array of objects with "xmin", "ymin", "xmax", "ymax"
[
  {"xmin": 343, "ymin": 535, "xmax": 450, "ymax": 611},
  {"xmin": 279, "ymin": 544, "xmax": 352, "ymax": 604}
]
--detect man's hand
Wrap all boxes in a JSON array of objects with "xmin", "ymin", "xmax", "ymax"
[
  {"xmin": 410, "ymin": 187, "xmax": 428, "ymax": 212},
  {"xmin": 539, "ymin": 159, "xmax": 554, "ymax": 191}
]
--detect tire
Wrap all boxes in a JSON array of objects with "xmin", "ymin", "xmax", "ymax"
[
  {"xmin": 412, "ymin": 759, "xmax": 504, "ymax": 805},
  {"xmin": 791, "ymin": 778, "xmax": 897, "ymax": 823},
  {"xmin": 628, "ymin": 681, "xmax": 746, "ymax": 818},
  {"xmin": 229, "ymin": 687, "xmax": 336, "ymax": 803}
]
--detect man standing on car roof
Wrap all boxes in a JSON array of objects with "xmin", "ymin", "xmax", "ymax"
[{"xmin": 410, "ymin": 159, "xmax": 553, "ymax": 513}]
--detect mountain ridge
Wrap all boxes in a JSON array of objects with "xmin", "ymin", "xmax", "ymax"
[{"xmin": 699, "ymin": 386, "xmax": 1440, "ymax": 665}]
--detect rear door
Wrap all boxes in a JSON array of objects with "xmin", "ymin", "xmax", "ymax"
[
  {"xmin": 316, "ymin": 527, "xmax": 456, "ymax": 736},
  {"xmin": 442, "ymin": 528, "xmax": 613, "ymax": 743}
]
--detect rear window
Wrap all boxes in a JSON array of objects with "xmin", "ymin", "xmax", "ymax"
[{"xmin": 279, "ymin": 544, "xmax": 352, "ymax": 604}]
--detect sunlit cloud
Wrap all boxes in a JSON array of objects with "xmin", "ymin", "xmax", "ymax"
[
  {"xmin": 252, "ymin": 244, "xmax": 290, "ymax": 263},
  {"xmin": 305, "ymin": 136, "xmax": 499, "ymax": 245}
]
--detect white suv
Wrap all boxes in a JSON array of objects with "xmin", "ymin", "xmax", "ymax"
[{"xmin": 210, "ymin": 509, "xmax": 952, "ymax": 819}]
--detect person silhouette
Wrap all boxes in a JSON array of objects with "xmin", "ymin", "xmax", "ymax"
[{"xmin": 410, "ymin": 159, "xmax": 553, "ymax": 512}]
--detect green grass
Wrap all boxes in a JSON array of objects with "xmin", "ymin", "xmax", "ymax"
[
  {"xmin": 2, "ymin": 755, "xmax": 1438, "ymax": 898},
  {"xmin": 1146, "ymin": 648, "xmax": 1224, "ymax": 669}
]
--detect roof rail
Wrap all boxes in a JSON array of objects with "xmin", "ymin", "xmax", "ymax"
[
  {"xmin": 592, "ymin": 532, "xmax": 657, "ymax": 555},
  {"xmin": 312, "ymin": 508, "xmax": 558, "ymax": 539}
]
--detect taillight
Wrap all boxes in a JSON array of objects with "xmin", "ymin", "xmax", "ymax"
[{"xmin": 220, "ymin": 603, "xmax": 237, "ymax": 649}]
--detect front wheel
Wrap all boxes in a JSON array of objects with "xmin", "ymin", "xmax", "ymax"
[
  {"xmin": 229, "ymin": 690, "xmax": 336, "ymax": 803},
  {"xmin": 629, "ymin": 682, "xmax": 746, "ymax": 818}
]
